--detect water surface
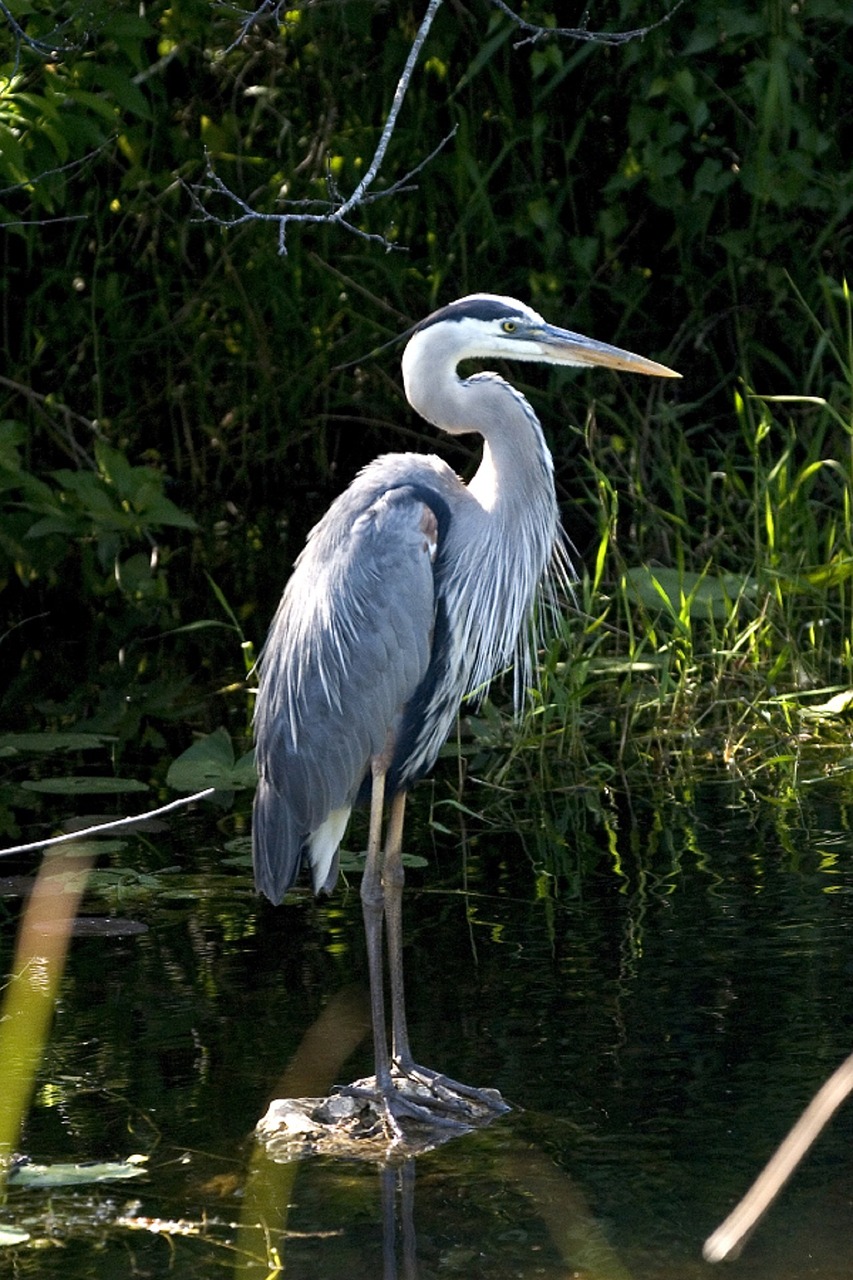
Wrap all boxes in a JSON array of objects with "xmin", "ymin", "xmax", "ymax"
[{"xmin": 2, "ymin": 775, "xmax": 853, "ymax": 1276}]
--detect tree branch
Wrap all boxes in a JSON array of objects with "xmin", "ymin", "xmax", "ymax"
[
  {"xmin": 488, "ymin": 0, "xmax": 687, "ymax": 48},
  {"xmin": 190, "ymin": 0, "xmax": 446, "ymax": 254},
  {"xmin": 191, "ymin": 0, "xmax": 684, "ymax": 253},
  {"xmin": 0, "ymin": 0, "xmax": 81, "ymax": 67}
]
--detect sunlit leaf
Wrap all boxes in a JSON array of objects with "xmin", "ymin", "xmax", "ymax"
[
  {"xmin": 0, "ymin": 1225, "xmax": 30, "ymax": 1246},
  {"xmin": 8, "ymin": 1156, "xmax": 147, "ymax": 1188},
  {"xmin": 53, "ymin": 839, "xmax": 127, "ymax": 857},
  {"xmin": 803, "ymin": 690, "xmax": 853, "ymax": 718},
  {"xmin": 624, "ymin": 567, "xmax": 759, "ymax": 622}
]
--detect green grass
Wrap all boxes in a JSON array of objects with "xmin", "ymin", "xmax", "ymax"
[{"xmin": 451, "ymin": 279, "xmax": 853, "ymax": 858}]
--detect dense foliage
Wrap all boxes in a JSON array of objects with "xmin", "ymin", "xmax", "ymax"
[{"xmin": 1, "ymin": 0, "xmax": 852, "ymax": 816}]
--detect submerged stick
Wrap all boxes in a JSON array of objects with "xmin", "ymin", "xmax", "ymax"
[{"xmin": 703, "ymin": 1049, "xmax": 853, "ymax": 1262}]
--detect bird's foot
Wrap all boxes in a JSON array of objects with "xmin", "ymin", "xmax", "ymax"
[
  {"xmin": 393, "ymin": 1058, "xmax": 511, "ymax": 1118},
  {"xmin": 339, "ymin": 1060, "xmax": 509, "ymax": 1142}
]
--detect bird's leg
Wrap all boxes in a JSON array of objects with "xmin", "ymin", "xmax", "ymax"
[
  {"xmin": 351, "ymin": 769, "xmax": 454, "ymax": 1134},
  {"xmin": 350, "ymin": 772, "xmax": 508, "ymax": 1132},
  {"xmin": 383, "ymin": 792, "xmax": 509, "ymax": 1123},
  {"xmin": 382, "ymin": 789, "xmax": 411, "ymax": 1066},
  {"xmin": 361, "ymin": 762, "xmax": 393, "ymax": 1095}
]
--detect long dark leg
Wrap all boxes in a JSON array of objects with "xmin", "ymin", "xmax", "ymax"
[
  {"xmin": 382, "ymin": 790, "xmax": 411, "ymax": 1066},
  {"xmin": 384, "ymin": 792, "xmax": 508, "ymax": 1121},
  {"xmin": 351, "ymin": 773, "xmax": 460, "ymax": 1133},
  {"xmin": 358, "ymin": 775, "xmax": 508, "ymax": 1132},
  {"xmin": 361, "ymin": 763, "xmax": 392, "ymax": 1092}
]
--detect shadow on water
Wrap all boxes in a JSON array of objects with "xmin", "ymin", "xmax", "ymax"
[{"xmin": 2, "ymin": 775, "xmax": 853, "ymax": 1275}]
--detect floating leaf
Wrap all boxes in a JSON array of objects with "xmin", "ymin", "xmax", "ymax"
[
  {"xmin": 0, "ymin": 732, "xmax": 117, "ymax": 757},
  {"xmin": 0, "ymin": 1225, "xmax": 30, "ymax": 1246},
  {"xmin": 802, "ymin": 690, "xmax": 853, "ymax": 718},
  {"xmin": 339, "ymin": 849, "xmax": 428, "ymax": 872},
  {"xmin": 49, "ymin": 839, "xmax": 127, "ymax": 858},
  {"xmin": 8, "ymin": 1155, "xmax": 147, "ymax": 1188},
  {"xmin": 71, "ymin": 917, "xmax": 149, "ymax": 937},
  {"xmin": 221, "ymin": 854, "xmax": 253, "ymax": 869},
  {"xmin": 20, "ymin": 778, "xmax": 149, "ymax": 795}
]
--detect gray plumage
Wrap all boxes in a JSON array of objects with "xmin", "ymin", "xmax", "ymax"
[{"xmin": 253, "ymin": 294, "xmax": 679, "ymax": 903}]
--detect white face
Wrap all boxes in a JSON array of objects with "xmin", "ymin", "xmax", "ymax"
[{"xmin": 404, "ymin": 295, "xmax": 681, "ymax": 380}]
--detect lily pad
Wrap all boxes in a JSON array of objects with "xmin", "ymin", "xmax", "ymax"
[
  {"xmin": 624, "ymin": 566, "xmax": 759, "ymax": 622},
  {"xmin": 8, "ymin": 1155, "xmax": 147, "ymax": 1188},
  {"xmin": 339, "ymin": 849, "xmax": 428, "ymax": 872},
  {"xmin": 46, "ymin": 839, "xmax": 127, "ymax": 858},
  {"xmin": 20, "ymin": 778, "xmax": 149, "ymax": 796},
  {"xmin": 71, "ymin": 917, "xmax": 149, "ymax": 937},
  {"xmin": 0, "ymin": 732, "xmax": 117, "ymax": 757}
]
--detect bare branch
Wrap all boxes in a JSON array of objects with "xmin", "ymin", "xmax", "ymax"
[
  {"xmin": 0, "ymin": 0, "xmax": 82, "ymax": 66},
  {"xmin": 336, "ymin": 0, "xmax": 442, "ymax": 221},
  {"xmin": 214, "ymin": 0, "xmax": 294, "ymax": 54},
  {"xmin": 0, "ymin": 146, "xmax": 115, "ymax": 233},
  {"xmin": 191, "ymin": 0, "xmax": 683, "ymax": 253},
  {"xmin": 191, "ymin": 0, "xmax": 446, "ymax": 254},
  {"xmin": 489, "ymin": 0, "xmax": 688, "ymax": 48},
  {"xmin": 703, "ymin": 1049, "xmax": 853, "ymax": 1263},
  {"xmin": 0, "ymin": 375, "xmax": 101, "ymax": 467}
]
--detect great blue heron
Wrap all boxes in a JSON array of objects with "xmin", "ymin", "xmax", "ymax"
[{"xmin": 253, "ymin": 294, "xmax": 679, "ymax": 1134}]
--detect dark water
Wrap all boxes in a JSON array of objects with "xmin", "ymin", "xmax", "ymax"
[{"xmin": 3, "ymin": 775, "xmax": 853, "ymax": 1277}]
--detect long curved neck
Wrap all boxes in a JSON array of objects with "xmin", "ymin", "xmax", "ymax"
[
  {"xmin": 464, "ymin": 376, "xmax": 555, "ymax": 519},
  {"xmin": 401, "ymin": 320, "xmax": 566, "ymax": 713},
  {"xmin": 402, "ymin": 334, "xmax": 555, "ymax": 518}
]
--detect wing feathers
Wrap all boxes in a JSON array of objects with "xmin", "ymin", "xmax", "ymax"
[{"xmin": 252, "ymin": 485, "xmax": 439, "ymax": 900}]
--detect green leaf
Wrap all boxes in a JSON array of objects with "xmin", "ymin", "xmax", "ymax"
[
  {"xmin": 24, "ymin": 514, "xmax": 84, "ymax": 538},
  {"xmin": 623, "ymin": 567, "xmax": 759, "ymax": 622},
  {"xmin": 0, "ymin": 732, "xmax": 117, "ymax": 755},
  {"xmin": 8, "ymin": 1156, "xmax": 147, "ymax": 1188},
  {"xmin": 95, "ymin": 438, "xmax": 137, "ymax": 496},
  {"xmin": 802, "ymin": 690, "xmax": 853, "ymax": 718},
  {"xmin": 19, "ymin": 777, "xmax": 149, "ymax": 795},
  {"xmin": 167, "ymin": 729, "xmax": 256, "ymax": 792},
  {"xmin": 135, "ymin": 491, "xmax": 197, "ymax": 530},
  {"xmin": 91, "ymin": 67, "xmax": 152, "ymax": 121},
  {"xmin": 232, "ymin": 748, "xmax": 258, "ymax": 788}
]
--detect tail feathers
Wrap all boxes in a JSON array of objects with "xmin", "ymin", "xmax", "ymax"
[
  {"xmin": 307, "ymin": 807, "xmax": 351, "ymax": 895},
  {"xmin": 252, "ymin": 779, "xmax": 305, "ymax": 904},
  {"xmin": 252, "ymin": 781, "xmax": 351, "ymax": 903}
]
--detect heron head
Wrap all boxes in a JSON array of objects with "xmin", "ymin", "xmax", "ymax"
[{"xmin": 405, "ymin": 293, "xmax": 681, "ymax": 380}]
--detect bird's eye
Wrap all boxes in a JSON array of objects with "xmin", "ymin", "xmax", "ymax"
[{"xmin": 501, "ymin": 320, "xmax": 517, "ymax": 333}]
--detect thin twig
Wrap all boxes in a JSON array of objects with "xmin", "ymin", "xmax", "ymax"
[
  {"xmin": 335, "ymin": 0, "xmax": 442, "ymax": 220},
  {"xmin": 489, "ymin": 0, "xmax": 687, "ymax": 48},
  {"xmin": 0, "ymin": 789, "xmax": 216, "ymax": 859},
  {"xmin": 0, "ymin": 0, "xmax": 81, "ymax": 64}
]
